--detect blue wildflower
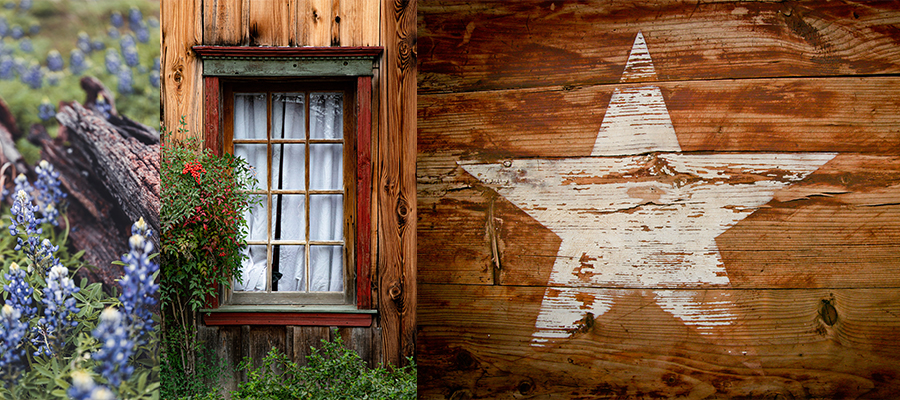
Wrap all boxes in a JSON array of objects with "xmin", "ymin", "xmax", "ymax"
[
  {"xmin": 77, "ymin": 32, "xmax": 91, "ymax": 54},
  {"xmin": 0, "ymin": 56, "xmax": 14, "ymax": 80},
  {"xmin": 10, "ymin": 25, "xmax": 22, "ymax": 39},
  {"xmin": 92, "ymin": 307, "xmax": 134, "ymax": 387},
  {"xmin": 34, "ymin": 160, "xmax": 66, "ymax": 225},
  {"xmin": 0, "ymin": 17, "xmax": 8, "ymax": 37},
  {"xmin": 46, "ymin": 50, "xmax": 64, "ymax": 72},
  {"xmin": 117, "ymin": 67, "xmax": 132, "ymax": 95},
  {"xmin": 119, "ymin": 218, "xmax": 158, "ymax": 340},
  {"xmin": 9, "ymin": 189, "xmax": 48, "ymax": 267},
  {"xmin": 121, "ymin": 35, "xmax": 139, "ymax": 67},
  {"xmin": 28, "ymin": 23, "xmax": 38, "ymax": 35},
  {"xmin": 34, "ymin": 264, "xmax": 79, "ymax": 357},
  {"xmin": 135, "ymin": 22, "xmax": 149, "ymax": 44},
  {"xmin": 47, "ymin": 72, "xmax": 60, "ymax": 86},
  {"xmin": 92, "ymin": 40, "xmax": 106, "ymax": 51},
  {"xmin": 3, "ymin": 262, "xmax": 36, "ymax": 318},
  {"xmin": 95, "ymin": 94, "xmax": 111, "ymax": 119},
  {"xmin": 152, "ymin": 57, "xmax": 159, "ymax": 72},
  {"xmin": 104, "ymin": 49, "xmax": 120, "ymax": 74},
  {"xmin": 18, "ymin": 38, "xmax": 32, "ymax": 53},
  {"xmin": 20, "ymin": 62, "xmax": 41, "ymax": 89},
  {"xmin": 110, "ymin": 11, "xmax": 124, "ymax": 28},
  {"xmin": 69, "ymin": 370, "xmax": 116, "ymax": 400},
  {"xmin": 69, "ymin": 49, "xmax": 86, "ymax": 75},
  {"xmin": 0, "ymin": 304, "xmax": 28, "ymax": 385},
  {"xmin": 18, "ymin": 0, "xmax": 31, "ymax": 11},
  {"xmin": 107, "ymin": 26, "xmax": 120, "ymax": 39},
  {"xmin": 147, "ymin": 16, "xmax": 159, "ymax": 28},
  {"xmin": 127, "ymin": 7, "xmax": 142, "ymax": 28},
  {"xmin": 38, "ymin": 99, "xmax": 56, "ymax": 121},
  {"xmin": 149, "ymin": 70, "xmax": 159, "ymax": 88}
]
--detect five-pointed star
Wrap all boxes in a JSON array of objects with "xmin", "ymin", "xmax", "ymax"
[{"xmin": 459, "ymin": 31, "xmax": 836, "ymax": 345}]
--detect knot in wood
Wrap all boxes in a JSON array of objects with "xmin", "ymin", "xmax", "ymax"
[
  {"xmin": 819, "ymin": 299, "xmax": 838, "ymax": 326},
  {"xmin": 517, "ymin": 379, "xmax": 534, "ymax": 395},
  {"xmin": 389, "ymin": 282, "xmax": 402, "ymax": 301}
]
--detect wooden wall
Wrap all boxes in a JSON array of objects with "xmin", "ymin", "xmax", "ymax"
[
  {"xmin": 160, "ymin": 0, "xmax": 417, "ymax": 370},
  {"xmin": 418, "ymin": 1, "xmax": 900, "ymax": 398}
]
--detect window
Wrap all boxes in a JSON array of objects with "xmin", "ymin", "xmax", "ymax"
[{"xmin": 194, "ymin": 47, "xmax": 379, "ymax": 322}]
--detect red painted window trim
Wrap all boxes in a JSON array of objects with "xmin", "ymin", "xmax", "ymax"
[
  {"xmin": 201, "ymin": 52, "xmax": 375, "ymax": 316},
  {"xmin": 203, "ymin": 312, "xmax": 372, "ymax": 327}
]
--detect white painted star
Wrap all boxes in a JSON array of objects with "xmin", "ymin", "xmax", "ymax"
[{"xmin": 459, "ymin": 31, "xmax": 836, "ymax": 345}]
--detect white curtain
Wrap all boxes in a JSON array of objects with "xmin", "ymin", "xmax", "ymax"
[{"xmin": 233, "ymin": 92, "xmax": 344, "ymax": 293}]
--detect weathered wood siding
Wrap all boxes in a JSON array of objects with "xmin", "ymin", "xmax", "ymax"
[
  {"xmin": 418, "ymin": 1, "xmax": 900, "ymax": 398},
  {"xmin": 160, "ymin": 0, "xmax": 416, "ymax": 370}
]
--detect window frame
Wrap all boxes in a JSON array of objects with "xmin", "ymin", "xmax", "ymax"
[{"xmin": 194, "ymin": 46, "xmax": 380, "ymax": 325}]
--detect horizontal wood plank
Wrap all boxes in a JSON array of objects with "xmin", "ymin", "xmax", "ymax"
[
  {"xmin": 419, "ymin": 0, "xmax": 900, "ymax": 93},
  {"xmin": 417, "ymin": 283, "xmax": 900, "ymax": 399}
]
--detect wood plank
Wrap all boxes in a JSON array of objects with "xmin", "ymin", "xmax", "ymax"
[
  {"xmin": 161, "ymin": 0, "xmax": 203, "ymax": 140},
  {"xmin": 301, "ymin": 0, "xmax": 333, "ymax": 47},
  {"xmin": 417, "ymin": 283, "xmax": 900, "ymax": 399},
  {"xmin": 202, "ymin": 0, "xmax": 245, "ymax": 45},
  {"xmin": 356, "ymin": 76, "xmax": 373, "ymax": 309},
  {"xmin": 292, "ymin": 326, "xmax": 331, "ymax": 366},
  {"xmin": 419, "ymin": 77, "xmax": 900, "ymax": 158},
  {"xmin": 377, "ymin": 0, "xmax": 416, "ymax": 366},
  {"xmin": 339, "ymin": 0, "xmax": 380, "ymax": 46},
  {"xmin": 419, "ymin": 0, "xmax": 900, "ymax": 93},
  {"xmin": 418, "ymin": 153, "xmax": 900, "ymax": 288},
  {"xmin": 247, "ymin": 0, "xmax": 293, "ymax": 46}
]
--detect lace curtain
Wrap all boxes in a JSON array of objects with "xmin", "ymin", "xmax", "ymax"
[{"xmin": 232, "ymin": 92, "xmax": 344, "ymax": 293}]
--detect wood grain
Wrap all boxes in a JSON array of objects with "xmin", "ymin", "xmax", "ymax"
[
  {"xmin": 419, "ymin": 0, "xmax": 900, "ymax": 93},
  {"xmin": 161, "ymin": 0, "xmax": 203, "ymax": 140},
  {"xmin": 418, "ymin": 283, "xmax": 900, "ymax": 399},
  {"xmin": 203, "ymin": 0, "xmax": 244, "ymax": 46},
  {"xmin": 247, "ymin": 0, "xmax": 293, "ymax": 46}
]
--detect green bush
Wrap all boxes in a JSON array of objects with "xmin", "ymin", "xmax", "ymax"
[{"xmin": 232, "ymin": 332, "xmax": 416, "ymax": 400}]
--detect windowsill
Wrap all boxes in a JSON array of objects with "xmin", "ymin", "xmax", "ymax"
[{"xmin": 201, "ymin": 305, "xmax": 376, "ymax": 327}]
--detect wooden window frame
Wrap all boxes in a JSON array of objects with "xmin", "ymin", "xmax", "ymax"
[{"xmin": 194, "ymin": 46, "xmax": 381, "ymax": 326}]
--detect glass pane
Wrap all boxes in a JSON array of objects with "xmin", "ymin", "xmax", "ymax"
[
  {"xmin": 309, "ymin": 245, "xmax": 342, "ymax": 292},
  {"xmin": 274, "ymin": 245, "xmax": 305, "ymax": 292},
  {"xmin": 309, "ymin": 195, "xmax": 342, "ymax": 241},
  {"xmin": 235, "ymin": 245, "xmax": 267, "ymax": 292},
  {"xmin": 234, "ymin": 144, "xmax": 269, "ymax": 190},
  {"xmin": 274, "ymin": 144, "xmax": 305, "ymax": 190},
  {"xmin": 272, "ymin": 93, "xmax": 306, "ymax": 140},
  {"xmin": 310, "ymin": 92, "xmax": 343, "ymax": 139},
  {"xmin": 309, "ymin": 144, "xmax": 342, "ymax": 190},
  {"xmin": 244, "ymin": 194, "xmax": 268, "ymax": 242},
  {"xmin": 234, "ymin": 93, "xmax": 267, "ymax": 140},
  {"xmin": 273, "ymin": 194, "xmax": 305, "ymax": 241}
]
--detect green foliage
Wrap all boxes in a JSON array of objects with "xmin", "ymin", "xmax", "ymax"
[
  {"xmin": 160, "ymin": 326, "xmax": 228, "ymax": 400},
  {"xmin": 231, "ymin": 332, "xmax": 417, "ymax": 400}
]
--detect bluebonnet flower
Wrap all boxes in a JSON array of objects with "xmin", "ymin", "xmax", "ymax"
[
  {"xmin": 135, "ymin": 22, "xmax": 149, "ymax": 44},
  {"xmin": 0, "ymin": 304, "xmax": 28, "ymax": 384},
  {"xmin": 104, "ymin": 49, "xmax": 120, "ymax": 75},
  {"xmin": 0, "ymin": 56, "xmax": 14, "ymax": 80},
  {"xmin": 77, "ymin": 32, "xmax": 92, "ymax": 54},
  {"xmin": 34, "ymin": 160, "xmax": 66, "ymax": 225},
  {"xmin": 68, "ymin": 370, "xmax": 115, "ymax": 400},
  {"xmin": 47, "ymin": 72, "xmax": 60, "ymax": 86},
  {"xmin": 0, "ymin": 17, "xmax": 8, "ymax": 37},
  {"xmin": 3, "ymin": 262, "xmax": 36, "ymax": 318},
  {"xmin": 19, "ymin": 0, "xmax": 31, "ymax": 11},
  {"xmin": 38, "ymin": 98, "xmax": 56, "ymax": 121},
  {"xmin": 46, "ymin": 50, "xmax": 63, "ymax": 72},
  {"xmin": 128, "ymin": 7, "xmax": 142, "ymax": 28},
  {"xmin": 107, "ymin": 26, "xmax": 120, "ymax": 39},
  {"xmin": 69, "ymin": 49, "xmax": 86, "ymax": 75},
  {"xmin": 20, "ymin": 62, "xmax": 41, "ymax": 89},
  {"xmin": 8, "ymin": 189, "xmax": 49, "ymax": 267},
  {"xmin": 28, "ymin": 23, "xmax": 38, "ymax": 35},
  {"xmin": 149, "ymin": 70, "xmax": 159, "ymax": 89},
  {"xmin": 92, "ymin": 307, "xmax": 134, "ymax": 387},
  {"xmin": 11, "ymin": 173, "xmax": 33, "ymax": 199},
  {"xmin": 10, "ymin": 25, "xmax": 22, "ymax": 39},
  {"xmin": 95, "ymin": 94, "xmax": 112, "ymax": 119},
  {"xmin": 119, "ymin": 218, "xmax": 158, "ymax": 340},
  {"xmin": 18, "ymin": 38, "xmax": 32, "ymax": 53},
  {"xmin": 34, "ymin": 264, "xmax": 79, "ymax": 357},
  {"xmin": 117, "ymin": 67, "xmax": 132, "ymax": 95},
  {"xmin": 92, "ymin": 40, "xmax": 106, "ymax": 52},
  {"xmin": 121, "ymin": 35, "xmax": 139, "ymax": 67},
  {"xmin": 110, "ymin": 11, "xmax": 124, "ymax": 28}
]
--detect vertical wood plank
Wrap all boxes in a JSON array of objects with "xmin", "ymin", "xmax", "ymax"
[
  {"xmin": 202, "ymin": 0, "xmax": 244, "ymax": 45},
  {"xmin": 357, "ymin": 76, "xmax": 373, "ymax": 309},
  {"xmin": 331, "ymin": 0, "xmax": 341, "ymax": 46},
  {"xmin": 292, "ymin": 326, "xmax": 331, "ymax": 366},
  {"xmin": 341, "ymin": 0, "xmax": 379, "ymax": 46},
  {"xmin": 161, "ymin": 0, "xmax": 203, "ymax": 140},
  {"xmin": 248, "ymin": 0, "xmax": 292, "ymax": 46},
  {"xmin": 203, "ymin": 77, "xmax": 221, "ymax": 156},
  {"xmin": 300, "ymin": 0, "xmax": 333, "ymax": 47},
  {"xmin": 377, "ymin": 0, "xmax": 416, "ymax": 366}
]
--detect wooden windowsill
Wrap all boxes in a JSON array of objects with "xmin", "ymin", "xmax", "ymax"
[{"xmin": 202, "ymin": 305, "xmax": 376, "ymax": 327}]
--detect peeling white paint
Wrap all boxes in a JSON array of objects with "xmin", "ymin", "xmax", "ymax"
[
  {"xmin": 457, "ymin": 31, "xmax": 837, "ymax": 346},
  {"xmin": 621, "ymin": 31, "xmax": 657, "ymax": 81}
]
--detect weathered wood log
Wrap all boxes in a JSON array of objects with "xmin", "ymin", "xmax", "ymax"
[{"xmin": 0, "ymin": 97, "xmax": 27, "ymax": 183}]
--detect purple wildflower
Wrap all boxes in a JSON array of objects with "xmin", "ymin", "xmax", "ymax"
[
  {"xmin": 95, "ymin": 94, "xmax": 112, "ymax": 119},
  {"xmin": 119, "ymin": 218, "xmax": 158, "ymax": 340},
  {"xmin": 104, "ymin": 49, "xmax": 120, "ymax": 75},
  {"xmin": 10, "ymin": 25, "xmax": 22, "ymax": 39},
  {"xmin": 149, "ymin": 70, "xmax": 159, "ymax": 88},
  {"xmin": 34, "ymin": 264, "xmax": 80, "ymax": 357},
  {"xmin": 3, "ymin": 262, "xmax": 36, "ymax": 318},
  {"xmin": 127, "ymin": 7, "xmax": 142, "ymax": 28},
  {"xmin": 92, "ymin": 307, "xmax": 134, "ymax": 387},
  {"xmin": 20, "ymin": 62, "xmax": 41, "ymax": 89},
  {"xmin": 76, "ymin": 32, "xmax": 91, "ymax": 54},
  {"xmin": 110, "ymin": 11, "xmax": 124, "ymax": 28},
  {"xmin": 117, "ymin": 67, "xmax": 132, "ymax": 95},
  {"xmin": 46, "ymin": 50, "xmax": 64, "ymax": 72},
  {"xmin": 0, "ymin": 304, "xmax": 28, "ymax": 385},
  {"xmin": 68, "ymin": 370, "xmax": 116, "ymax": 400},
  {"xmin": 34, "ymin": 160, "xmax": 67, "ymax": 225},
  {"xmin": 18, "ymin": 38, "xmax": 32, "ymax": 53},
  {"xmin": 69, "ymin": 49, "xmax": 86, "ymax": 75}
]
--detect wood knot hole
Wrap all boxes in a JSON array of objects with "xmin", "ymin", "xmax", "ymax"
[
  {"xmin": 820, "ymin": 299, "xmax": 838, "ymax": 326},
  {"xmin": 517, "ymin": 379, "xmax": 534, "ymax": 394},
  {"xmin": 388, "ymin": 283, "xmax": 402, "ymax": 301}
]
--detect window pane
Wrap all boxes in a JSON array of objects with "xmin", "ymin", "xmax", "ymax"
[
  {"xmin": 274, "ymin": 144, "xmax": 305, "ymax": 190},
  {"xmin": 272, "ymin": 93, "xmax": 306, "ymax": 140},
  {"xmin": 310, "ymin": 245, "xmax": 342, "ymax": 292},
  {"xmin": 236, "ymin": 245, "xmax": 267, "ymax": 292},
  {"xmin": 274, "ymin": 245, "xmax": 305, "ymax": 292},
  {"xmin": 234, "ymin": 144, "xmax": 269, "ymax": 190},
  {"xmin": 234, "ymin": 93, "xmax": 267, "ymax": 140},
  {"xmin": 309, "ymin": 195, "xmax": 342, "ymax": 241},
  {"xmin": 310, "ymin": 92, "xmax": 343, "ymax": 139},
  {"xmin": 273, "ymin": 194, "xmax": 305, "ymax": 241},
  {"xmin": 244, "ymin": 194, "xmax": 268, "ymax": 242},
  {"xmin": 309, "ymin": 144, "xmax": 342, "ymax": 190}
]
